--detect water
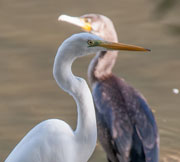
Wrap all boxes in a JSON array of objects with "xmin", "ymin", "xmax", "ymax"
[{"xmin": 0, "ymin": 0, "xmax": 180, "ymax": 161}]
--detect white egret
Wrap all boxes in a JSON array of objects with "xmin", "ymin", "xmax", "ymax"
[{"xmin": 5, "ymin": 33, "xmax": 148, "ymax": 162}]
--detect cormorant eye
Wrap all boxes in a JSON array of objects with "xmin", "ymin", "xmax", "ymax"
[
  {"xmin": 87, "ymin": 40, "xmax": 94, "ymax": 46},
  {"xmin": 84, "ymin": 18, "xmax": 90, "ymax": 23}
]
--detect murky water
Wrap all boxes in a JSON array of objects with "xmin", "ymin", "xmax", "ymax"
[{"xmin": 0, "ymin": 0, "xmax": 180, "ymax": 161}]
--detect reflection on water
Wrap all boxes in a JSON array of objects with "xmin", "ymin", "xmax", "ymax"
[
  {"xmin": 154, "ymin": 0, "xmax": 178, "ymax": 17},
  {"xmin": 152, "ymin": 0, "xmax": 180, "ymax": 36},
  {"xmin": 0, "ymin": 0, "xmax": 180, "ymax": 161}
]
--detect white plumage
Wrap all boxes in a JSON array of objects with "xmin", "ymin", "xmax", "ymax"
[{"xmin": 5, "ymin": 33, "xmax": 103, "ymax": 162}]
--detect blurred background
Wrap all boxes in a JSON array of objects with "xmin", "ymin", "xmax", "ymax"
[{"xmin": 0, "ymin": 0, "xmax": 180, "ymax": 161}]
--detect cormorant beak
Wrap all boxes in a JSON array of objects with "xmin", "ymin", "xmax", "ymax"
[
  {"xmin": 98, "ymin": 41, "xmax": 151, "ymax": 52},
  {"xmin": 58, "ymin": 14, "xmax": 92, "ymax": 32}
]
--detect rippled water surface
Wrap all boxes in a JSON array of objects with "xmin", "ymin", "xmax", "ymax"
[{"xmin": 0, "ymin": 0, "xmax": 180, "ymax": 161}]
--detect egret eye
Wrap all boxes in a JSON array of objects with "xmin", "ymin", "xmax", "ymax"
[{"xmin": 87, "ymin": 40, "xmax": 94, "ymax": 46}]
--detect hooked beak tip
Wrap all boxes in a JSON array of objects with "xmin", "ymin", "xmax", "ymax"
[{"xmin": 58, "ymin": 15, "xmax": 66, "ymax": 21}]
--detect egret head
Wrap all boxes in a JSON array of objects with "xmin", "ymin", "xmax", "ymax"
[
  {"xmin": 58, "ymin": 14, "xmax": 117, "ymax": 41},
  {"xmin": 59, "ymin": 33, "xmax": 105, "ymax": 58},
  {"xmin": 58, "ymin": 32, "xmax": 150, "ymax": 59}
]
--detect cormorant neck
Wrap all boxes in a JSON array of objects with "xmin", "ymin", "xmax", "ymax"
[{"xmin": 88, "ymin": 29, "xmax": 118, "ymax": 85}]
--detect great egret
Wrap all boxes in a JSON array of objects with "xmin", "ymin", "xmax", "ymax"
[
  {"xmin": 5, "ymin": 33, "xmax": 149, "ymax": 162},
  {"xmin": 59, "ymin": 14, "xmax": 159, "ymax": 162}
]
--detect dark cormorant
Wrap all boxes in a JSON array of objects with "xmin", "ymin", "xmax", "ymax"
[{"xmin": 59, "ymin": 14, "xmax": 159, "ymax": 162}]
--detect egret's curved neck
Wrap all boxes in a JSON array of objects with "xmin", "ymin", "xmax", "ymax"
[
  {"xmin": 88, "ymin": 28, "xmax": 118, "ymax": 85},
  {"xmin": 53, "ymin": 46, "xmax": 97, "ymax": 157}
]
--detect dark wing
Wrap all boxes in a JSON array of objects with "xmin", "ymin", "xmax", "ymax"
[
  {"xmin": 93, "ymin": 76, "xmax": 134, "ymax": 162},
  {"xmin": 115, "ymin": 75, "xmax": 159, "ymax": 162},
  {"xmin": 93, "ymin": 75, "xmax": 159, "ymax": 162},
  {"xmin": 132, "ymin": 94, "xmax": 159, "ymax": 162}
]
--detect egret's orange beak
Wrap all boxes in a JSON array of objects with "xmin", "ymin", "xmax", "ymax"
[
  {"xmin": 98, "ymin": 41, "xmax": 150, "ymax": 51},
  {"xmin": 58, "ymin": 15, "xmax": 92, "ymax": 32}
]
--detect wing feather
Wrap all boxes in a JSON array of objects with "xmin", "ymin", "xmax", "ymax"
[{"xmin": 93, "ymin": 75, "xmax": 159, "ymax": 162}]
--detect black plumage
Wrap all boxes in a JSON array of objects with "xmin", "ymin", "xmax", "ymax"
[{"xmin": 93, "ymin": 75, "xmax": 158, "ymax": 162}]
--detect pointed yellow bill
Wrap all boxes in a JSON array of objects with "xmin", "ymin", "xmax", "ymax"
[
  {"xmin": 98, "ymin": 41, "xmax": 150, "ymax": 51},
  {"xmin": 88, "ymin": 40, "xmax": 150, "ymax": 52},
  {"xmin": 58, "ymin": 15, "xmax": 92, "ymax": 32}
]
